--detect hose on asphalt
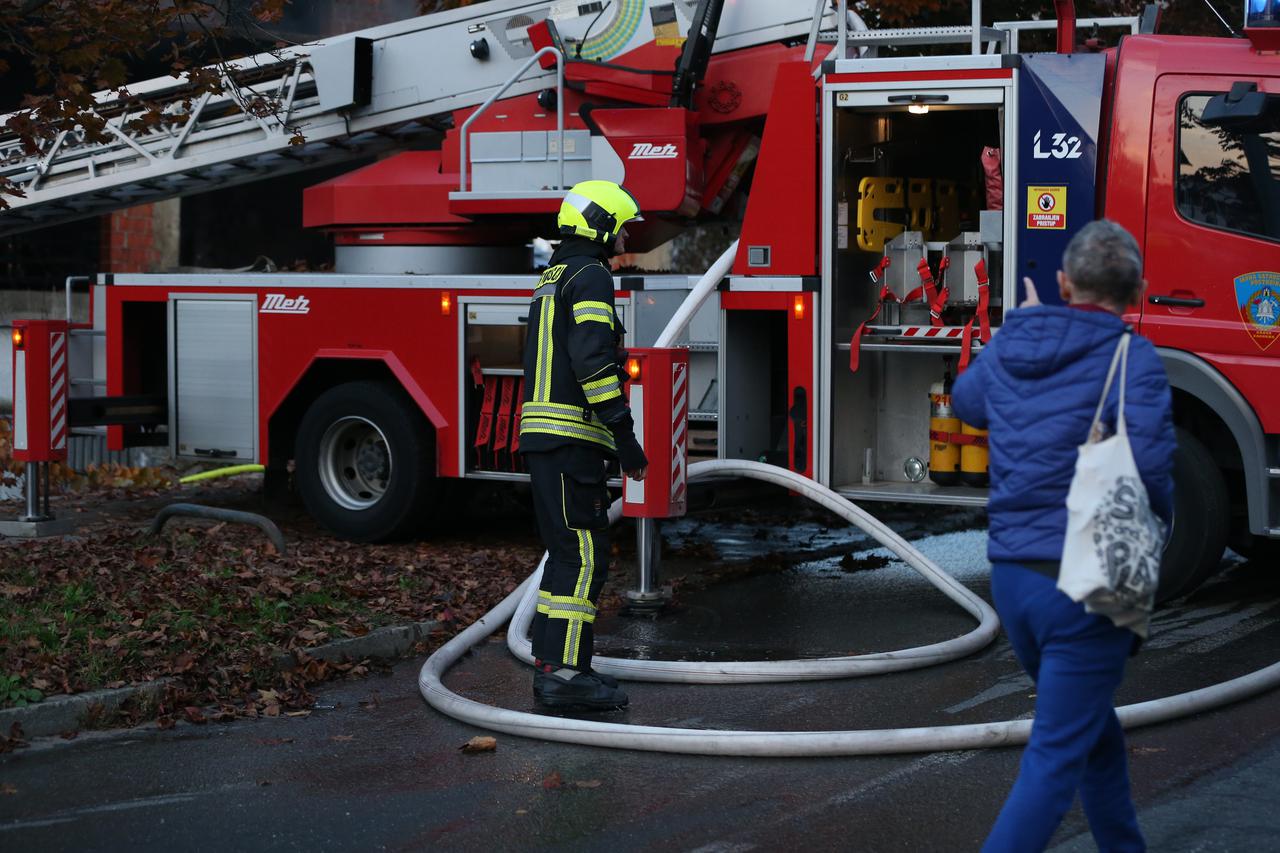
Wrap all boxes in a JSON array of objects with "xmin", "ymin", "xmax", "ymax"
[{"xmin": 419, "ymin": 459, "xmax": 1280, "ymax": 756}]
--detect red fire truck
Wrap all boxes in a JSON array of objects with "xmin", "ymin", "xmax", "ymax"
[{"xmin": 2, "ymin": 1, "xmax": 1277, "ymax": 599}]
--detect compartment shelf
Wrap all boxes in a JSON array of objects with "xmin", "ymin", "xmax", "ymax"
[{"xmin": 833, "ymin": 480, "xmax": 988, "ymax": 506}]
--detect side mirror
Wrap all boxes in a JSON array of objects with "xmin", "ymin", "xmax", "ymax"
[{"xmin": 1201, "ymin": 81, "xmax": 1273, "ymax": 129}]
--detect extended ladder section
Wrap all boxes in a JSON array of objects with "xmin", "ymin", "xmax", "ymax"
[{"xmin": 0, "ymin": 0, "xmax": 833, "ymax": 237}]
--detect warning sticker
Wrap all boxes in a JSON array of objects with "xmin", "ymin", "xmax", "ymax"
[{"xmin": 1026, "ymin": 185, "xmax": 1067, "ymax": 230}]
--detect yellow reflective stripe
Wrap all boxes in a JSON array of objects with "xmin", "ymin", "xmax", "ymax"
[
  {"xmin": 542, "ymin": 296, "xmax": 557, "ymax": 401},
  {"xmin": 520, "ymin": 415, "xmax": 613, "ymax": 440},
  {"xmin": 521, "ymin": 401, "xmax": 587, "ymax": 417},
  {"xmin": 564, "ymin": 529, "xmax": 595, "ymax": 664},
  {"xmin": 581, "ymin": 374, "xmax": 621, "ymax": 405},
  {"xmin": 536, "ymin": 603, "xmax": 597, "ymax": 623},
  {"xmin": 538, "ymin": 590, "xmax": 597, "ymax": 611},
  {"xmin": 572, "ymin": 300, "xmax": 614, "ymax": 327},
  {"xmin": 534, "ymin": 295, "xmax": 553, "ymax": 402},
  {"xmin": 519, "ymin": 422, "xmax": 617, "ymax": 450},
  {"xmin": 585, "ymin": 387, "xmax": 622, "ymax": 404}
]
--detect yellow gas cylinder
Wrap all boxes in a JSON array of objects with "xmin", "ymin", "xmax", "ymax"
[
  {"xmin": 960, "ymin": 422, "xmax": 990, "ymax": 487},
  {"xmin": 929, "ymin": 382, "xmax": 960, "ymax": 487}
]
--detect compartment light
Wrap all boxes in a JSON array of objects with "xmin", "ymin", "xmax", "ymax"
[
  {"xmin": 793, "ymin": 295, "xmax": 806, "ymax": 320},
  {"xmin": 626, "ymin": 357, "xmax": 641, "ymax": 380},
  {"xmin": 440, "ymin": 292, "xmax": 452, "ymax": 316},
  {"xmin": 11, "ymin": 328, "xmax": 24, "ymax": 349},
  {"xmin": 908, "ymin": 104, "xmax": 930, "ymax": 115}
]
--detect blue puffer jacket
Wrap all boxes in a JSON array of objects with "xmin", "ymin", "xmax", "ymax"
[{"xmin": 952, "ymin": 305, "xmax": 1175, "ymax": 564}]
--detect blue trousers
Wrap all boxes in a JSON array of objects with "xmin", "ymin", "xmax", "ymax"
[{"xmin": 982, "ymin": 563, "xmax": 1145, "ymax": 853}]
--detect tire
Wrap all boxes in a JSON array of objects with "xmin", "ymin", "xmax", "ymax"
[
  {"xmin": 294, "ymin": 381, "xmax": 437, "ymax": 542},
  {"xmin": 1157, "ymin": 427, "xmax": 1230, "ymax": 602}
]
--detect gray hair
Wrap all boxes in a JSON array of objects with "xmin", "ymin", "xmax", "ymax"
[{"xmin": 1061, "ymin": 219, "xmax": 1144, "ymax": 307}]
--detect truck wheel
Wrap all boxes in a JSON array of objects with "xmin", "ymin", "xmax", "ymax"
[
  {"xmin": 1157, "ymin": 428, "xmax": 1229, "ymax": 602},
  {"xmin": 295, "ymin": 381, "xmax": 437, "ymax": 542}
]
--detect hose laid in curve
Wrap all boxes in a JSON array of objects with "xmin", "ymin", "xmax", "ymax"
[
  {"xmin": 419, "ymin": 461, "xmax": 1280, "ymax": 756},
  {"xmin": 506, "ymin": 461, "xmax": 999, "ymax": 682}
]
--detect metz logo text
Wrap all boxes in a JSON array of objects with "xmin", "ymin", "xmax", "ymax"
[
  {"xmin": 260, "ymin": 294, "xmax": 311, "ymax": 314},
  {"xmin": 629, "ymin": 143, "xmax": 679, "ymax": 160}
]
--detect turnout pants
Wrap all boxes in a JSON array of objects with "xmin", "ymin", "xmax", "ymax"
[
  {"xmin": 983, "ymin": 562, "xmax": 1145, "ymax": 853},
  {"xmin": 525, "ymin": 445, "xmax": 611, "ymax": 671}
]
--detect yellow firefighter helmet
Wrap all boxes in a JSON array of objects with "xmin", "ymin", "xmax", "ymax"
[{"xmin": 557, "ymin": 180, "xmax": 644, "ymax": 244}]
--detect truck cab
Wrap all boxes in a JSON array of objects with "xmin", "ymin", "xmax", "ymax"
[{"xmin": 1104, "ymin": 35, "xmax": 1279, "ymax": 584}]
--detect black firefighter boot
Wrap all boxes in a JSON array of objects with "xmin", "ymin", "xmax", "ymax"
[
  {"xmin": 534, "ymin": 658, "xmax": 619, "ymax": 688},
  {"xmin": 533, "ymin": 663, "xmax": 628, "ymax": 710}
]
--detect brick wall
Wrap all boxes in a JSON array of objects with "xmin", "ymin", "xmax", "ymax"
[{"xmin": 99, "ymin": 200, "xmax": 179, "ymax": 273}]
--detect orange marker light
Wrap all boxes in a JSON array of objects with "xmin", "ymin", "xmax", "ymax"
[
  {"xmin": 11, "ymin": 328, "xmax": 23, "ymax": 349},
  {"xmin": 440, "ymin": 292, "xmax": 452, "ymax": 316},
  {"xmin": 793, "ymin": 295, "xmax": 806, "ymax": 321},
  {"xmin": 626, "ymin": 358, "xmax": 641, "ymax": 380}
]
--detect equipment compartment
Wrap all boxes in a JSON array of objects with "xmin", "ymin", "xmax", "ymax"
[{"xmin": 827, "ymin": 84, "xmax": 1012, "ymax": 502}]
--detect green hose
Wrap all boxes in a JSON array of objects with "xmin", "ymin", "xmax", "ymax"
[{"xmin": 179, "ymin": 464, "xmax": 265, "ymax": 484}]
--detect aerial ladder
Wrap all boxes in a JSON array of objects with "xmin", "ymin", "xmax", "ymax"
[{"xmin": 0, "ymin": 0, "xmax": 850, "ymax": 238}]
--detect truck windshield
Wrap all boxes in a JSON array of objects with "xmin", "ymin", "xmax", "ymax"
[{"xmin": 1177, "ymin": 93, "xmax": 1280, "ymax": 243}]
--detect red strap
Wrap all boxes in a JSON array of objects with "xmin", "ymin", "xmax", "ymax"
[
  {"xmin": 510, "ymin": 378, "xmax": 524, "ymax": 465},
  {"xmin": 469, "ymin": 356, "xmax": 484, "ymax": 387},
  {"xmin": 916, "ymin": 258, "xmax": 937, "ymax": 306},
  {"xmin": 475, "ymin": 376, "xmax": 497, "ymax": 464},
  {"xmin": 849, "ymin": 285, "xmax": 894, "ymax": 373},
  {"xmin": 929, "ymin": 256, "xmax": 951, "ymax": 327},
  {"xmin": 974, "ymin": 259, "xmax": 992, "ymax": 342},
  {"xmin": 929, "ymin": 429, "xmax": 989, "ymax": 448},
  {"xmin": 900, "ymin": 285, "xmax": 925, "ymax": 304},
  {"xmin": 869, "ymin": 256, "xmax": 891, "ymax": 284},
  {"xmin": 493, "ymin": 377, "xmax": 515, "ymax": 456},
  {"xmin": 959, "ymin": 319, "xmax": 977, "ymax": 373}
]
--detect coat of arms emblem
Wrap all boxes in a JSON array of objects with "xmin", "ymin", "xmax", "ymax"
[{"xmin": 1235, "ymin": 271, "xmax": 1280, "ymax": 352}]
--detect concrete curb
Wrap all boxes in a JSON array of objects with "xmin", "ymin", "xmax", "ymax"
[
  {"xmin": 274, "ymin": 621, "xmax": 440, "ymax": 671},
  {"xmin": 0, "ymin": 679, "xmax": 173, "ymax": 739}
]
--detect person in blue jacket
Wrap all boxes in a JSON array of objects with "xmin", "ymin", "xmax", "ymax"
[{"xmin": 952, "ymin": 220, "xmax": 1175, "ymax": 853}]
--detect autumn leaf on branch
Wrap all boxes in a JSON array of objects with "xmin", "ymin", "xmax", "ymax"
[{"xmin": 0, "ymin": 0, "xmax": 295, "ymax": 209}]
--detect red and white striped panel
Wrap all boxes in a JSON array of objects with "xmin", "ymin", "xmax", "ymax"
[
  {"xmin": 896, "ymin": 326, "xmax": 968, "ymax": 339},
  {"xmin": 49, "ymin": 331, "xmax": 67, "ymax": 452},
  {"xmin": 670, "ymin": 360, "xmax": 688, "ymax": 508}
]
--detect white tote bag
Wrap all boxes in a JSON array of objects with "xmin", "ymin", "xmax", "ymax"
[{"xmin": 1058, "ymin": 333, "xmax": 1167, "ymax": 638}]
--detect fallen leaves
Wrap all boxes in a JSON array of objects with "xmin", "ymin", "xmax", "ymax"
[
  {"xmin": 0, "ymin": 457, "xmax": 542, "ymax": 726},
  {"xmin": 460, "ymin": 735, "xmax": 497, "ymax": 754}
]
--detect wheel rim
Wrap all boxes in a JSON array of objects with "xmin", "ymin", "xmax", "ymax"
[{"xmin": 317, "ymin": 416, "xmax": 392, "ymax": 511}]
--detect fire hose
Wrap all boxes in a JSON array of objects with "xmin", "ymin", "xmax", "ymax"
[
  {"xmin": 419, "ymin": 459, "xmax": 1280, "ymax": 756},
  {"xmin": 419, "ymin": 240, "xmax": 1280, "ymax": 755}
]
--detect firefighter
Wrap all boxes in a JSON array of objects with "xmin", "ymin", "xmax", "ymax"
[{"xmin": 518, "ymin": 180, "xmax": 649, "ymax": 710}]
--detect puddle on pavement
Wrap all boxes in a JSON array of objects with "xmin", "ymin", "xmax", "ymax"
[{"xmin": 598, "ymin": 516, "xmax": 993, "ymax": 663}]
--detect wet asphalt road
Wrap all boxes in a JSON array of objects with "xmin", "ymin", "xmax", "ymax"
[{"xmin": 3, "ymin": 507, "xmax": 1280, "ymax": 852}]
